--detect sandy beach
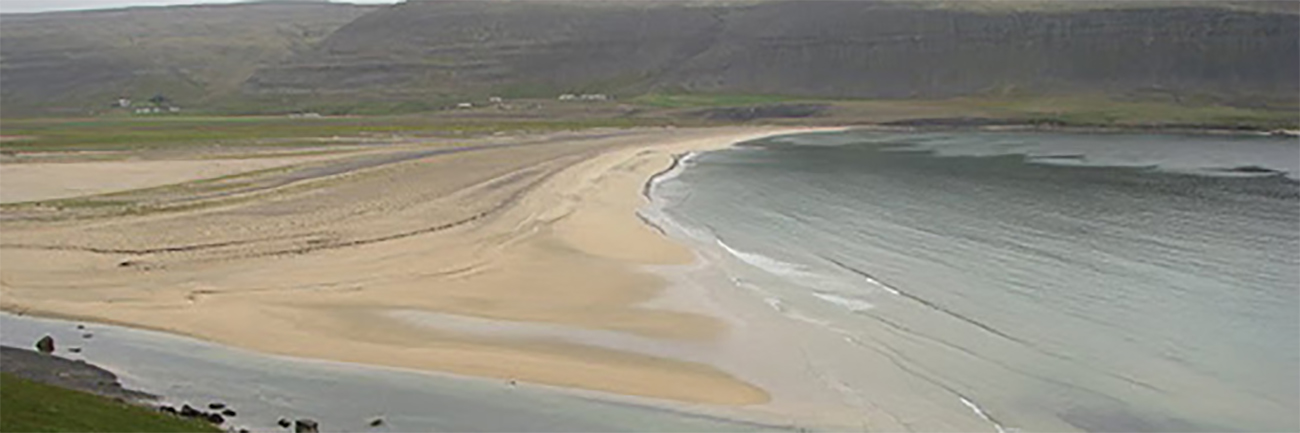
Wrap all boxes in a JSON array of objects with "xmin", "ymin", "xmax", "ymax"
[{"xmin": 0, "ymin": 127, "xmax": 832, "ymax": 412}]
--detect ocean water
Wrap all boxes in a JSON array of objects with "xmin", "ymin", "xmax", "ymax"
[{"xmin": 652, "ymin": 130, "xmax": 1299, "ymax": 432}]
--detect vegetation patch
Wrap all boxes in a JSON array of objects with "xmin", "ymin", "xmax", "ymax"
[{"xmin": 0, "ymin": 372, "xmax": 221, "ymax": 433}]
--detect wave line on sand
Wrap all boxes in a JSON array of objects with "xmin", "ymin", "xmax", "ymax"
[{"xmin": 717, "ymin": 238, "xmax": 811, "ymax": 278}]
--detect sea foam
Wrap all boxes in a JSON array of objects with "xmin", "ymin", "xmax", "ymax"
[
  {"xmin": 716, "ymin": 239, "xmax": 812, "ymax": 278},
  {"xmin": 812, "ymin": 292, "xmax": 876, "ymax": 312}
]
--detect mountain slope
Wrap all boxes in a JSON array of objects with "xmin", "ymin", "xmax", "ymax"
[
  {"xmin": 0, "ymin": 1, "xmax": 374, "ymax": 115},
  {"xmin": 2, "ymin": 0, "xmax": 1296, "ymax": 115},
  {"xmin": 241, "ymin": 0, "xmax": 1299, "ymax": 107}
]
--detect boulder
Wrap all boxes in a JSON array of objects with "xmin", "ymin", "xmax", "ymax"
[
  {"xmin": 180, "ymin": 404, "xmax": 202, "ymax": 418},
  {"xmin": 294, "ymin": 419, "xmax": 319, "ymax": 433},
  {"xmin": 369, "ymin": 417, "xmax": 384, "ymax": 427},
  {"xmin": 35, "ymin": 335, "xmax": 55, "ymax": 353},
  {"xmin": 205, "ymin": 413, "xmax": 225, "ymax": 425},
  {"xmin": 208, "ymin": 402, "xmax": 226, "ymax": 410},
  {"xmin": 159, "ymin": 405, "xmax": 178, "ymax": 415},
  {"xmin": 69, "ymin": 347, "xmax": 82, "ymax": 353},
  {"xmin": 278, "ymin": 418, "xmax": 292, "ymax": 428},
  {"xmin": 222, "ymin": 409, "xmax": 237, "ymax": 417}
]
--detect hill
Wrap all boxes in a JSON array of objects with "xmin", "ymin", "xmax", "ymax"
[
  {"xmin": 0, "ymin": 1, "xmax": 374, "ymax": 116},
  {"xmin": 243, "ymin": 0, "xmax": 1298, "ymax": 108},
  {"xmin": 1, "ymin": 0, "xmax": 1296, "ymax": 116}
]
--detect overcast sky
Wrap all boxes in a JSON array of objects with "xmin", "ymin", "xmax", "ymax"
[{"xmin": 0, "ymin": 0, "xmax": 401, "ymax": 14}]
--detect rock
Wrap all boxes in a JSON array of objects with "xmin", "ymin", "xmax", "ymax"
[
  {"xmin": 208, "ymin": 402, "xmax": 226, "ymax": 410},
  {"xmin": 222, "ymin": 408, "xmax": 237, "ymax": 417},
  {"xmin": 205, "ymin": 413, "xmax": 225, "ymax": 425},
  {"xmin": 278, "ymin": 418, "xmax": 292, "ymax": 428},
  {"xmin": 69, "ymin": 347, "xmax": 82, "ymax": 353},
  {"xmin": 239, "ymin": 429, "xmax": 250, "ymax": 433},
  {"xmin": 76, "ymin": 324, "xmax": 85, "ymax": 330},
  {"xmin": 180, "ymin": 404, "xmax": 202, "ymax": 418},
  {"xmin": 35, "ymin": 335, "xmax": 55, "ymax": 353},
  {"xmin": 81, "ymin": 333, "xmax": 93, "ymax": 339},
  {"xmin": 294, "ymin": 419, "xmax": 319, "ymax": 433},
  {"xmin": 1223, "ymin": 165, "xmax": 1281, "ymax": 174},
  {"xmin": 159, "ymin": 405, "xmax": 178, "ymax": 415},
  {"xmin": 369, "ymin": 417, "xmax": 384, "ymax": 427}
]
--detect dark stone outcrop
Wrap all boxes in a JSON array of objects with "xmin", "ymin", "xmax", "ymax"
[
  {"xmin": 295, "ymin": 419, "xmax": 320, "ymax": 433},
  {"xmin": 369, "ymin": 417, "xmax": 384, "ymax": 427},
  {"xmin": 222, "ymin": 408, "xmax": 237, "ymax": 417},
  {"xmin": 278, "ymin": 418, "xmax": 293, "ymax": 428},
  {"xmin": 180, "ymin": 404, "xmax": 202, "ymax": 418},
  {"xmin": 34, "ymin": 335, "xmax": 54, "ymax": 353}
]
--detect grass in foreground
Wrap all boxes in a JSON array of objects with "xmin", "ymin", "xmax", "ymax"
[{"xmin": 0, "ymin": 373, "xmax": 220, "ymax": 433}]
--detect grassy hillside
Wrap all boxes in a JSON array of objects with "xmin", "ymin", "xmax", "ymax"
[
  {"xmin": 0, "ymin": 372, "xmax": 220, "ymax": 433},
  {"xmin": 0, "ymin": 1, "xmax": 374, "ymax": 116}
]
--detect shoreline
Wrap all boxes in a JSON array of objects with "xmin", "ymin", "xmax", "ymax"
[
  {"xmin": 858, "ymin": 120, "xmax": 1300, "ymax": 138},
  {"xmin": 0, "ymin": 126, "xmax": 845, "ymax": 424},
  {"xmin": 0, "ymin": 311, "xmax": 794, "ymax": 432}
]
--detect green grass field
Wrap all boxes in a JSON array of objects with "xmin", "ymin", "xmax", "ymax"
[
  {"xmin": 1, "ymin": 94, "xmax": 1292, "ymax": 153},
  {"xmin": 0, "ymin": 373, "xmax": 221, "ymax": 433},
  {"xmin": 0, "ymin": 116, "xmax": 678, "ymax": 152},
  {"xmin": 630, "ymin": 93, "xmax": 816, "ymax": 108}
]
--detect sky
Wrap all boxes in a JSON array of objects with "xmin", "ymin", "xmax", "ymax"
[{"xmin": 0, "ymin": 0, "xmax": 402, "ymax": 14}]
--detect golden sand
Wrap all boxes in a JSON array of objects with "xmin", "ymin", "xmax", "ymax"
[{"xmin": 0, "ymin": 127, "xmax": 825, "ymax": 405}]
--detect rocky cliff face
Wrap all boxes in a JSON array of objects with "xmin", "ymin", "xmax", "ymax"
[
  {"xmin": 2, "ymin": 0, "xmax": 1296, "ymax": 115},
  {"xmin": 243, "ymin": 0, "xmax": 1297, "ymax": 105}
]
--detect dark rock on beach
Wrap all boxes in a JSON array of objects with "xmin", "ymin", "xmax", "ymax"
[
  {"xmin": 278, "ymin": 418, "xmax": 293, "ymax": 428},
  {"xmin": 208, "ymin": 402, "xmax": 226, "ymax": 410},
  {"xmin": 34, "ymin": 335, "xmax": 54, "ymax": 353},
  {"xmin": 1221, "ymin": 165, "xmax": 1282, "ymax": 174},
  {"xmin": 369, "ymin": 417, "xmax": 384, "ymax": 427},
  {"xmin": 222, "ymin": 408, "xmax": 237, "ymax": 417},
  {"xmin": 295, "ymin": 418, "xmax": 320, "ymax": 433}
]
